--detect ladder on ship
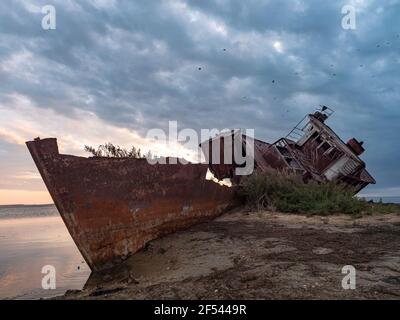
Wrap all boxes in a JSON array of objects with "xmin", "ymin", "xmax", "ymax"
[{"xmin": 285, "ymin": 106, "xmax": 334, "ymax": 142}]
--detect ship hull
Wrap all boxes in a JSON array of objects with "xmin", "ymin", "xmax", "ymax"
[{"xmin": 26, "ymin": 138, "xmax": 238, "ymax": 271}]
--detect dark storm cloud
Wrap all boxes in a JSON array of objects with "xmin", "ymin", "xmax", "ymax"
[{"xmin": 1, "ymin": 0, "xmax": 399, "ymax": 195}]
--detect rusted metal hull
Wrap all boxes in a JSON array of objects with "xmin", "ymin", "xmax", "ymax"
[
  {"xmin": 26, "ymin": 138, "xmax": 238, "ymax": 271},
  {"xmin": 26, "ymin": 110, "xmax": 375, "ymax": 270},
  {"xmin": 201, "ymin": 109, "xmax": 375, "ymax": 193}
]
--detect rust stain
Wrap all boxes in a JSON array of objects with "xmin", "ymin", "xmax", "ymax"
[
  {"xmin": 26, "ymin": 138, "xmax": 238, "ymax": 271},
  {"xmin": 200, "ymin": 107, "xmax": 375, "ymax": 192},
  {"xmin": 26, "ymin": 107, "xmax": 375, "ymax": 271}
]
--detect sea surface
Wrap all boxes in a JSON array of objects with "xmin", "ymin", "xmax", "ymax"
[
  {"xmin": 360, "ymin": 196, "xmax": 400, "ymax": 204},
  {"xmin": 0, "ymin": 205, "xmax": 91, "ymax": 300}
]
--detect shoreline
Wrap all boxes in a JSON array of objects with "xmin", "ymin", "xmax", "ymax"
[
  {"xmin": 0, "ymin": 204, "xmax": 55, "ymax": 208},
  {"xmin": 58, "ymin": 208, "xmax": 400, "ymax": 300}
]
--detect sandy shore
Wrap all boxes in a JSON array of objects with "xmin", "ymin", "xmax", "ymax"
[{"xmin": 60, "ymin": 209, "xmax": 400, "ymax": 300}]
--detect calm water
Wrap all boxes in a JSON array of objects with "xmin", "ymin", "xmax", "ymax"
[
  {"xmin": 360, "ymin": 196, "xmax": 400, "ymax": 204},
  {"xmin": 0, "ymin": 205, "xmax": 90, "ymax": 300}
]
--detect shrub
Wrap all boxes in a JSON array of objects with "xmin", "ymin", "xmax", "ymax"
[
  {"xmin": 363, "ymin": 202, "xmax": 399, "ymax": 215},
  {"xmin": 84, "ymin": 143, "xmax": 153, "ymax": 159},
  {"xmin": 239, "ymin": 169, "xmax": 385, "ymax": 215}
]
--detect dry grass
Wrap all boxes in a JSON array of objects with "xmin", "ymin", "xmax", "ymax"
[{"xmin": 239, "ymin": 170, "xmax": 399, "ymax": 215}]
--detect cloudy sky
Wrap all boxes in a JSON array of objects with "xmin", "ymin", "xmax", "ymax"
[{"xmin": 0, "ymin": 0, "xmax": 399, "ymax": 204}]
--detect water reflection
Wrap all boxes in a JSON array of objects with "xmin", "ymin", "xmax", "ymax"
[{"xmin": 0, "ymin": 216, "xmax": 91, "ymax": 299}]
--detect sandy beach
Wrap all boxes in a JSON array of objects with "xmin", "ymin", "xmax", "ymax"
[{"xmin": 59, "ymin": 208, "xmax": 400, "ymax": 300}]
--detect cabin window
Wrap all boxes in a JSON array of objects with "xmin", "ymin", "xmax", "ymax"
[
  {"xmin": 323, "ymin": 146, "xmax": 337, "ymax": 156},
  {"xmin": 312, "ymin": 132, "xmax": 323, "ymax": 144},
  {"xmin": 318, "ymin": 141, "xmax": 331, "ymax": 152},
  {"xmin": 310, "ymin": 131, "xmax": 319, "ymax": 140}
]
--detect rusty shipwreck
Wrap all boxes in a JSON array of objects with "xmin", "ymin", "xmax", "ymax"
[{"xmin": 27, "ymin": 107, "xmax": 375, "ymax": 271}]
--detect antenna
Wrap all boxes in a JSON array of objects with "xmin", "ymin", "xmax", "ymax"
[{"xmin": 317, "ymin": 105, "xmax": 334, "ymax": 118}]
